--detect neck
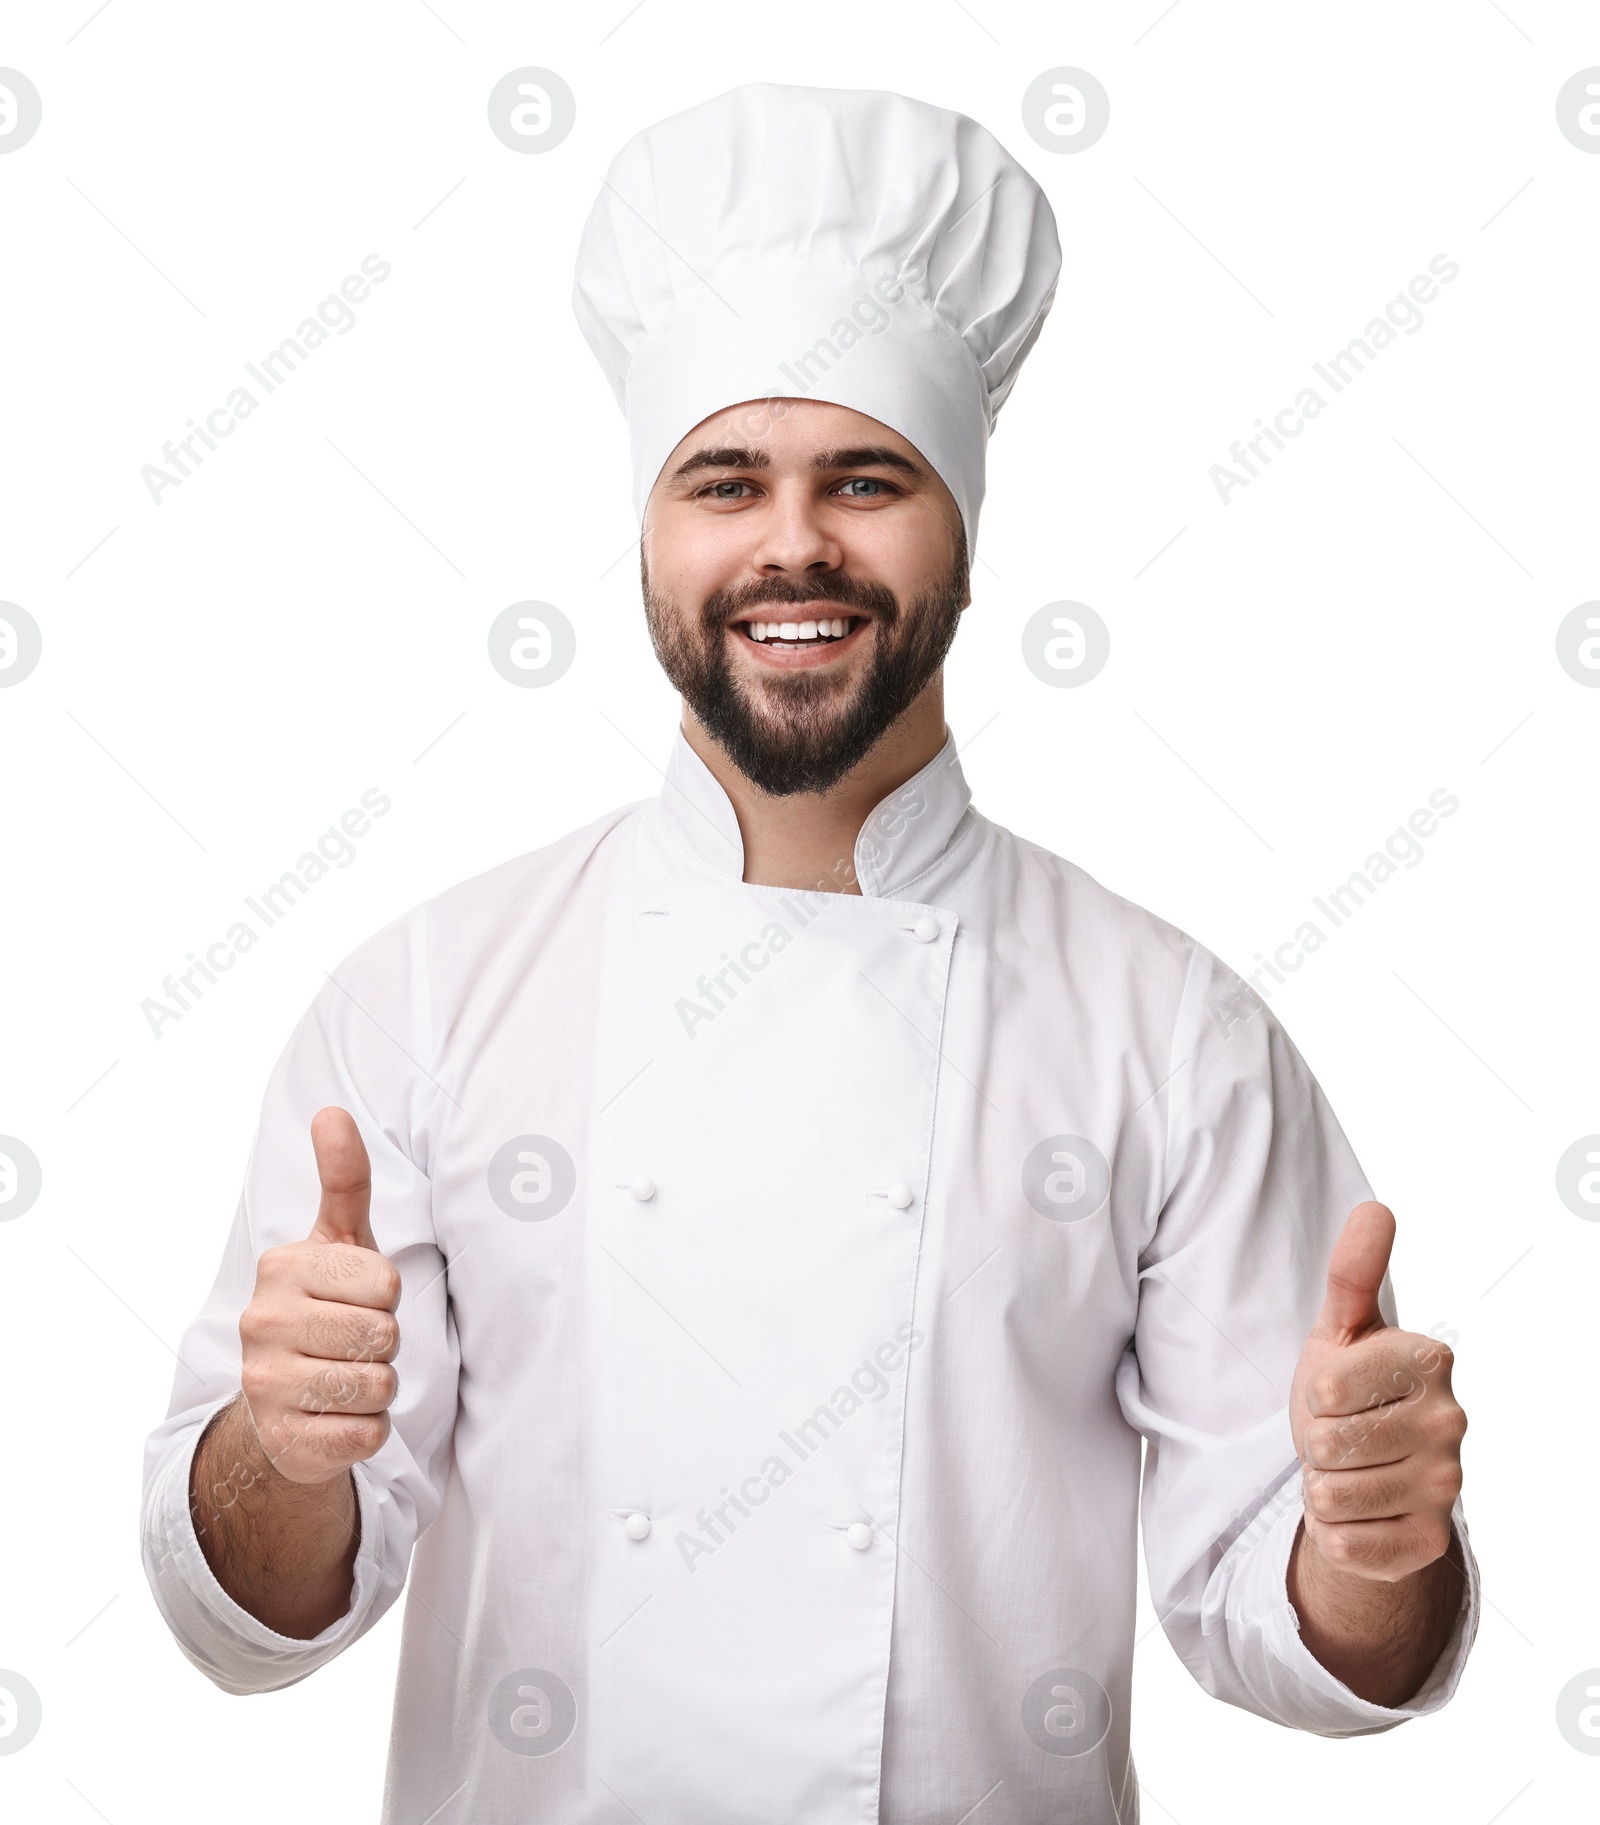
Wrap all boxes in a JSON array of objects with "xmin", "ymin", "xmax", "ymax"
[{"xmin": 681, "ymin": 679, "xmax": 947, "ymax": 893}]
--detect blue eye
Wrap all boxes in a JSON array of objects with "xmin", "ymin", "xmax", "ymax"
[{"xmin": 839, "ymin": 477, "xmax": 887, "ymax": 496}]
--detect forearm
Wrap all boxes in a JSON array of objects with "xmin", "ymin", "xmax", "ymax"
[
  {"xmin": 1287, "ymin": 1517, "xmax": 1466, "ymax": 1707},
  {"xmin": 190, "ymin": 1395, "xmax": 361, "ymax": 1640}
]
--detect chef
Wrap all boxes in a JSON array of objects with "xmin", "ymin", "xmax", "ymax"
[{"xmin": 143, "ymin": 84, "xmax": 1478, "ymax": 1822}]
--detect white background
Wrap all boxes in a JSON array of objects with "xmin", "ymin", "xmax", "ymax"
[{"xmin": 1, "ymin": 2, "xmax": 1596, "ymax": 1820}]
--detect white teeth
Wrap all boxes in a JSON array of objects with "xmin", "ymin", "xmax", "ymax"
[{"xmin": 744, "ymin": 613, "xmax": 853, "ymax": 643}]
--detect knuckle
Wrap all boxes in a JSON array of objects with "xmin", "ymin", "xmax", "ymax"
[
  {"xmin": 1309, "ymin": 1373, "xmax": 1344, "ymax": 1414},
  {"xmin": 1415, "ymin": 1517, "xmax": 1451, "ymax": 1562},
  {"xmin": 349, "ymin": 1314, "xmax": 399, "ymax": 1363},
  {"xmin": 1429, "ymin": 1463, "xmax": 1463, "ymax": 1508},
  {"xmin": 1420, "ymin": 1401, "xmax": 1464, "ymax": 1449},
  {"xmin": 1314, "ymin": 1524, "xmax": 1359, "ymax": 1569},
  {"xmin": 254, "ymin": 1245, "xmax": 292, "ymax": 1287},
  {"xmin": 1404, "ymin": 1334, "xmax": 1447, "ymax": 1372},
  {"xmin": 1301, "ymin": 1472, "xmax": 1331, "ymax": 1518},
  {"xmin": 345, "ymin": 1414, "xmax": 389, "ymax": 1459}
]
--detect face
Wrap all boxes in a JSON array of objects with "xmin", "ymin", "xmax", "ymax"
[{"xmin": 640, "ymin": 397, "xmax": 970, "ymax": 796}]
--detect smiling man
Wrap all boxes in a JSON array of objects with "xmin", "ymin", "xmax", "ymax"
[
  {"xmin": 143, "ymin": 85, "xmax": 1477, "ymax": 1823},
  {"xmin": 643, "ymin": 400, "xmax": 971, "ymax": 893}
]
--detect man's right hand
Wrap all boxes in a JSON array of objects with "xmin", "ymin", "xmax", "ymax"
[{"xmin": 236, "ymin": 1105, "xmax": 401, "ymax": 1484}]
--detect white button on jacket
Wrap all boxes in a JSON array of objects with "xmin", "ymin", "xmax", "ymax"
[{"xmin": 142, "ymin": 731, "xmax": 1478, "ymax": 1823}]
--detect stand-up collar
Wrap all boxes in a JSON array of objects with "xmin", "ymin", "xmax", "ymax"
[{"xmin": 657, "ymin": 728, "xmax": 974, "ymax": 900}]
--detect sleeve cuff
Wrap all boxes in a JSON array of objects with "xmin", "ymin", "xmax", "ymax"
[
  {"xmin": 1223, "ymin": 1477, "xmax": 1479, "ymax": 1735},
  {"xmin": 142, "ymin": 1403, "xmax": 389, "ymax": 1695}
]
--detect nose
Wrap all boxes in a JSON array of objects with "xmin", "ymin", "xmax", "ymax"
[{"xmin": 749, "ymin": 479, "xmax": 845, "ymax": 579}]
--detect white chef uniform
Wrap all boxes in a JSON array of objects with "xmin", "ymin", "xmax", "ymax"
[
  {"xmin": 143, "ymin": 83, "xmax": 1478, "ymax": 1824},
  {"xmin": 142, "ymin": 732, "xmax": 1479, "ymax": 1823}
]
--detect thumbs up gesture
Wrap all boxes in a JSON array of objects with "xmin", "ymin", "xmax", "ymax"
[
  {"xmin": 1288, "ymin": 1203, "xmax": 1466, "ymax": 1582},
  {"xmin": 235, "ymin": 1107, "xmax": 402, "ymax": 1485}
]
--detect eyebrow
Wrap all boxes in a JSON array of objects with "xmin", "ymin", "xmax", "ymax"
[
  {"xmin": 811, "ymin": 445, "xmax": 925, "ymax": 478},
  {"xmin": 668, "ymin": 443, "xmax": 926, "ymax": 483},
  {"xmin": 670, "ymin": 446, "xmax": 771, "ymax": 480}
]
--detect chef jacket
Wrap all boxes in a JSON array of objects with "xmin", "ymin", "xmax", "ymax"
[{"xmin": 143, "ymin": 729, "xmax": 1479, "ymax": 1824}]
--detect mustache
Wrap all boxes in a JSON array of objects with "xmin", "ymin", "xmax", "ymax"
[{"xmin": 701, "ymin": 572, "xmax": 899, "ymax": 628}]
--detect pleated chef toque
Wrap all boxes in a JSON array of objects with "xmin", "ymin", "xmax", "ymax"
[{"xmin": 572, "ymin": 83, "xmax": 1061, "ymax": 553}]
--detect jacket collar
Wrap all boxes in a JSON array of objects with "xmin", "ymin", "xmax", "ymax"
[{"xmin": 657, "ymin": 727, "xmax": 973, "ymax": 900}]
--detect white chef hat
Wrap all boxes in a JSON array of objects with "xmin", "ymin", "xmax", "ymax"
[{"xmin": 571, "ymin": 83, "xmax": 1060, "ymax": 554}]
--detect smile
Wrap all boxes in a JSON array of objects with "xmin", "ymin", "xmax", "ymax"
[{"xmin": 735, "ymin": 613, "xmax": 864, "ymax": 652}]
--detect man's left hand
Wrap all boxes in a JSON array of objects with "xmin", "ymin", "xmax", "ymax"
[{"xmin": 1289, "ymin": 1201, "xmax": 1466, "ymax": 1582}]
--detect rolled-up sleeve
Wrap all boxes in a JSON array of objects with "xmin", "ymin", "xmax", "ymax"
[
  {"xmin": 141, "ymin": 908, "xmax": 460, "ymax": 1694},
  {"xmin": 1115, "ymin": 944, "xmax": 1480, "ymax": 1734}
]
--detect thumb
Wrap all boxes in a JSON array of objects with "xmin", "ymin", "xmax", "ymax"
[
  {"xmin": 308, "ymin": 1106, "xmax": 375, "ymax": 1248},
  {"xmin": 1311, "ymin": 1200, "xmax": 1395, "ymax": 1342}
]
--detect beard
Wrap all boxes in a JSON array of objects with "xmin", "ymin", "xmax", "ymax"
[{"xmin": 642, "ymin": 549, "xmax": 968, "ymax": 797}]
